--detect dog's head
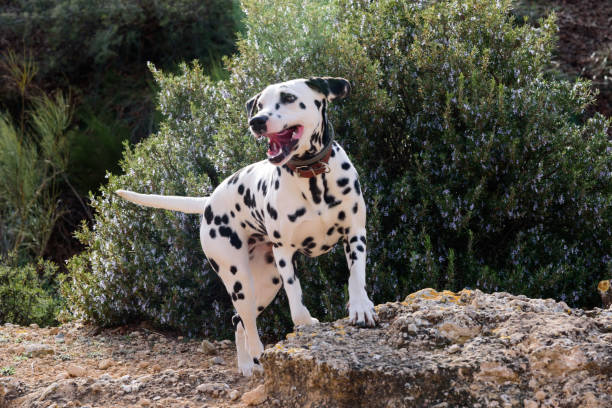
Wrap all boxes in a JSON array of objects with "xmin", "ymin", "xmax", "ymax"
[{"xmin": 246, "ymin": 77, "xmax": 350, "ymax": 165}]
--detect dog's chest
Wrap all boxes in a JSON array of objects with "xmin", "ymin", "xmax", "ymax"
[{"xmin": 267, "ymin": 170, "xmax": 354, "ymax": 257}]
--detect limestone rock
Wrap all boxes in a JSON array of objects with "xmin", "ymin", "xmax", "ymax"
[
  {"xmin": 24, "ymin": 344, "xmax": 54, "ymax": 358},
  {"xmin": 200, "ymin": 340, "xmax": 217, "ymax": 355},
  {"xmin": 97, "ymin": 359, "xmax": 113, "ymax": 370},
  {"xmin": 242, "ymin": 384, "xmax": 267, "ymax": 406},
  {"xmin": 261, "ymin": 288, "xmax": 612, "ymax": 408},
  {"xmin": 66, "ymin": 365, "xmax": 87, "ymax": 378}
]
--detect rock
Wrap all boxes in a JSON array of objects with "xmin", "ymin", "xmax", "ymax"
[
  {"xmin": 121, "ymin": 381, "xmax": 142, "ymax": 393},
  {"xmin": 212, "ymin": 356, "xmax": 225, "ymax": 365},
  {"xmin": 48, "ymin": 327, "xmax": 60, "ymax": 335},
  {"xmin": 8, "ymin": 345, "xmax": 25, "ymax": 355},
  {"xmin": 97, "ymin": 359, "xmax": 114, "ymax": 370},
  {"xmin": 261, "ymin": 288, "xmax": 612, "ymax": 408},
  {"xmin": 196, "ymin": 382, "xmax": 229, "ymax": 394},
  {"xmin": 447, "ymin": 344, "xmax": 460, "ymax": 354},
  {"xmin": 25, "ymin": 344, "xmax": 54, "ymax": 357},
  {"xmin": 241, "ymin": 385, "xmax": 267, "ymax": 406},
  {"xmin": 29, "ymin": 323, "xmax": 39, "ymax": 329},
  {"xmin": 220, "ymin": 339, "xmax": 233, "ymax": 347},
  {"xmin": 151, "ymin": 364, "xmax": 162, "ymax": 373},
  {"xmin": 54, "ymin": 333, "xmax": 65, "ymax": 343},
  {"xmin": 229, "ymin": 389, "xmax": 240, "ymax": 401},
  {"xmin": 200, "ymin": 340, "xmax": 217, "ymax": 355},
  {"xmin": 139, "ymin": 398, "xmax": 152, "ymax": 407},
  {"xmin": 66, "ymin": 364, "xmax": 87, "ymax": 378}
]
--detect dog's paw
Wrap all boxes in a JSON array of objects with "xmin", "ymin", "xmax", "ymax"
[
  {"xmin": 347, "ymin": 298, "xmax": 378, "ymax": 327},
  {"xmin": 292, "ymin": 308, "xmax": 319, "ymax": 326},
  {"xmin": 239, "ymin": 358, "xmax": 264, "ymax": 377}
]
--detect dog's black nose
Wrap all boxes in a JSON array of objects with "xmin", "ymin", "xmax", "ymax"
[{"xmin": 249, "ymin": 115, "xmax": 268, "ymax": 133}]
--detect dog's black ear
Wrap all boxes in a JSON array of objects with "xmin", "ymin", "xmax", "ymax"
[
  {"xmin": 305, "ymin": 77, "xmax": 350, "ymax": 101},
  {"xmin": 245, "ymin": 92, "xmax": 261, "ymax": 120}
]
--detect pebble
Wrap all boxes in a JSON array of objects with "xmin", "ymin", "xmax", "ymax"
[
  {"xmin": 212, "ymin": 356, "xmax": 225, "ymax": 365},
  {"xmin": 98, "ymin": 373, "xmax": 112, "ymax": 381},
  {"xmin": 448, "ymin": 344, "xmax": 460, "ymax": 354},
  {"xmin": 25, "ymin": 343, "xmax": 54, "ymax": 357},
  {"xmin": 54, "ymin": 333, "xmax": 65, "ymax": 343},
  {"xmin": 229, "ymin": 390, "xmax": 240, "ymax": 401},
  {"xmin": 139, "ymin": 398, "xmax": 152, "ymax": 407},
  {"xmin": 241, "ymin": 384, "xmax": 267, "ymax": 406},
  {"xmin": 196, "ymin": 382, "xmax": 229, "ymax": 394},
  {"xmin": 66, "ymin": 364, "xmax": 87, "ymax": 377},
  {"xmin": 151, "ymin": 364, "xmax": 162, "ymax": 373},
  {"xmin": 9, "ymin": 345, "xmax": 25, "ymax": 355},
  {"xmin": 29, "ymin": 323, "xmax": 39, "ymax": 329},
  {"xmin": 98, "ymin": 359, "xmax": 114, "ymax": 370},
  {"xmin": 200, "ymin": 340, "xmax": 218, "ymax": 355}
]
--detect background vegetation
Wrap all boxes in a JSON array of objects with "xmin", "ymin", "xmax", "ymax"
[
  {"xmin": 58, "ymin": 0, "xmax": 611, "ymax": 340},
  {"xmin": 0, "ymin": 0, "xmax": 242, "ymax": 326}
]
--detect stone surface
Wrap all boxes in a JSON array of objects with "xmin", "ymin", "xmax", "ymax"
[
  {"xmin": 66, "ymin": 364, "xmax": 87, "ymax": 378},
  {"xmin": 24, "ymin": 344, "xmax": 54, "ymax": 357},
  {"xmin": 242, "ymin": 384, "xmax": 267, "ymax": 406},
  {"xmin": 200, "ymin": 340, "xmax": 218, "ymax": 355},
  {"xmin": 261, "ymin": 288, "xmax": 612, "ymax": 408}
]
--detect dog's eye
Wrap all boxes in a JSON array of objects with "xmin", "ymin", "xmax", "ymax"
[{"xmin": 280, "ymin": 92, "xmax": 297, "ymax": 104}]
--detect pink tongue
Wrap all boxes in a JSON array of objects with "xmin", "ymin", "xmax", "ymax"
[
  {"xmin": 267, "ymin": 129, "xmax": 293, "ymax": 156},
  {"xmin": 272, "ymin": 128, "xmax": 292, "ymax": 143}
]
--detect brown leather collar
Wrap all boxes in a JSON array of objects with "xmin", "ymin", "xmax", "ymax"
[
  {"xmin": 286, "ymin": 148, "xmax": 332, "ymax": 178},
  {"xmin": 286, "ymin": 120, "xmax": 335, "ymax": 178}
]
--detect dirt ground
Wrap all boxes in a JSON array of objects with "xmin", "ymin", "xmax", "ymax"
[{"xmin": 0, "ymin": 322, "xmax": 269, "ymax": 408}]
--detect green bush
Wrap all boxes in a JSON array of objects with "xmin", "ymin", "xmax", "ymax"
[
  {"xmin": 0, "ymin": 255, "xmax": 61, "ymax": 326},
  {"xmin": 64, "ymin": 0, "xmax": 611, "ymax": 339}
]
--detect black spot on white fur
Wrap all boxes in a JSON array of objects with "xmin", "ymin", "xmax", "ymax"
[{"xmin": 288, "ymin": 207, "xmax": 306, "ymax": 222}]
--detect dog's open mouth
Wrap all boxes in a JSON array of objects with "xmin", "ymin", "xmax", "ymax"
[{"xmin": 264, "ymin": 125, "xmax": 303, "ymax": 163}]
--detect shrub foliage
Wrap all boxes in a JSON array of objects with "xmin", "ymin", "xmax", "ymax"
[
  {"xmin": 64, "ymin": 0, "xmax": 611, "ymax": 338},
  {"xmin": 0, "ymin": 255, "xmax": 61, "ymax": 326}
]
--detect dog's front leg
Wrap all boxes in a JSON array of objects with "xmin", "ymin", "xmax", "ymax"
[
  {"xmin": 343, "ymin": 226, "xmax": 378, "ymax": 327},
  {"xmin": 272, "ymin": 247, "xmax": 319, "ymax": 326}
]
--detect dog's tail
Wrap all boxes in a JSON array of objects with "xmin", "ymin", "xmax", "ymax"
[{"xmin": 115, "ymin": 189, "xmax": 208, "ymax": 214}]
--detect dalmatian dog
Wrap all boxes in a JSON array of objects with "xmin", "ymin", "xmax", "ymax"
[{"xmin": 116, "ymin": 77, "xmax": 377, "ymax": 376}]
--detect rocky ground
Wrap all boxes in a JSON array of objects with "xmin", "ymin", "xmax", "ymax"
[
  {"xmin": 1, "ymin": 288, "xmax": 610, "ymax": 408},
  {"xmin": 0, "ymin": 323, "xmax": 270, "ymax": 408},
  {"xmin": 262, "ymin": 289, "xmax": 612, "ymax": 408}
]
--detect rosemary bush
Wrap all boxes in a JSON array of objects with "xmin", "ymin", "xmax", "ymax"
[{"xmin": 64, "ymin": 0, "xmax": 611, "ymax": 338}]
